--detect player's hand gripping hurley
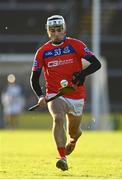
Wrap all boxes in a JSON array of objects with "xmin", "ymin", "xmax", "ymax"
[{"xmin": 28, "ymin": 86, "xmax": 75, "ymax": 111}]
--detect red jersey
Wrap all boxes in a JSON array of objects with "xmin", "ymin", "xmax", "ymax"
[{"xmin": 32, "ymin": 37, "xmax": 93, "ymax": 99}]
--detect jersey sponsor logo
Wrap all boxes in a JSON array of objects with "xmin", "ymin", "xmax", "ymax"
[
  {"xmin": 48, "ymin": 58, "xmax": 74, "ymax": 67},
  {"xmin": 43, "ymin": 45, "xmax": 75, "ymax": 59}
]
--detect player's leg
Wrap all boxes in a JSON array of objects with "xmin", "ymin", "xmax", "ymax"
[
  {"xmin": 47, "ymin": 97, "xmax": 69, "ymax": 170},
  {"xmin": 47, "ymin": 98, "xmax": 68, "ymax": 148},
  {"xmin": 65, "ymin": 113, "xmax": 82, "ymax": 155}
]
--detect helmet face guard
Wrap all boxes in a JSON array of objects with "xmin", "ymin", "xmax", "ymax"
[{"xmin": 46, "ymin": 15, "xmax": 66, "ymax": 30}]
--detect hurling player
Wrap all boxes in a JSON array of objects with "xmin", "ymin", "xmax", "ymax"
[{"xmin": 30, "ymin": 15, "xmax": 101, "ymax": 171}]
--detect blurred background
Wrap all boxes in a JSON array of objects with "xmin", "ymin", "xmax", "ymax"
[{"xmin": 0, "ymin": 0, "xmax": 122, "ymax": 130}]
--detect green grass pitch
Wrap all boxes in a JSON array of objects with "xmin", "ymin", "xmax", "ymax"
[{"xmin": 0, "ymin": 115, "xmax": 122, "ymax": 179}]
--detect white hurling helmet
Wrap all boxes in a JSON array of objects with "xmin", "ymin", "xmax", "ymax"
[{"xmin": 46, "ymin": 15, "xmax": 66, "ymax": 30}]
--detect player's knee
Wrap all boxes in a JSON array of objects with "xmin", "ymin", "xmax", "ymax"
[{"xmin": 69, "ymin": 129, "xmax": 82, "ymax": 140}]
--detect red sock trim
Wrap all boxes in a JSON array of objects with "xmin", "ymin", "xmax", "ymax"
[{"xmin": 57, "ymin": 147, "xmax": 66, "ymax": 158}]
